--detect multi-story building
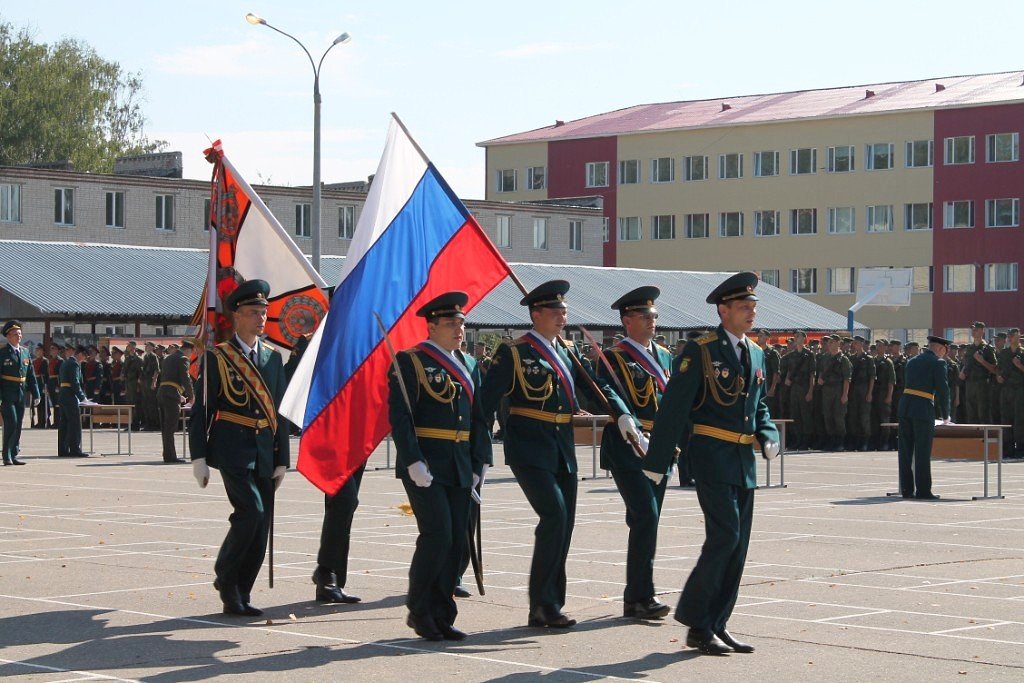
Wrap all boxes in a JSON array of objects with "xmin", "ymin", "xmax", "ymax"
[{"xmin": 480, "ymin": 70, "xmax": 1024, "ymax": 343}]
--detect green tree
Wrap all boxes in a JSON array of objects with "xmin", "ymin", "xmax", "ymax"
[{"xmin": 0, "ymin": 19, "xmax": 164, "ymax": 172}]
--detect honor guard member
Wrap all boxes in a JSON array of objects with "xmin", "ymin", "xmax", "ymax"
[
  {"xmin": 757, "ymin": 330, "xmax": 781, "ymax": 419},
  {"xmin": 479, "ymin": 280, "xmax": 633, "ymax": 629},
  {"xmin": 641, "ymin": 272, "xmax": 779, "ymax": 655},
  {"xmin": 818, "ymin": 336, "xmax": 851, "ymax": 451},
  {"xmin": 57, "ymin": 345, "xmax": 89, "ymax": 458},
  {"xmin": 598, "ymin": 287, "xmax": 674, "ymax": 620},
  {"xmin": 959, "ymin": 322, "xmax": 997, "ymax": 423},
  {"xmin": 1, "ymin": 321, "xmax": 40, "ymax": 465},
  {"xmin": 190, "ymin": 279, "xmax": 289, "ymax": 617},
  {"xmin": 870, "ymin": 340, "xmax": 895, "ymax": 450},
  {"xmin": 157, "ymin": 339, "xmax": 194, "ymax": 463},
  {"xmin": 141, "ymin": 342, "xmax": 161, "ymax": 430},
  {"xmin": 123, "ymin": 341, "xmax": 143, "ymax": 430},
  {"xmin": 996, "ymin": 329, "xmax": 1024, "ymax": 458},
  {"xmin": 388, "ymin": 292, "xmax": 491, "ymax": 641},
  {"xmin": 784, "ymin": 331, "xmax": 815, "ymax": 450},
  {"xmin": 897, "ymin": 335, "xmax": 951, "ymax": 499},
  {"xmin": 846, "ymin": 336, "xmax": 876, "ymax": 451}
]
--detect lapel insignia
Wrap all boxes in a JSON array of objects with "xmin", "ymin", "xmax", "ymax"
[
  {"xmin": 755, "ymin": 368, "xmax": 764, "ymax": 383},
  {"xmin": 712, "ymin": 360, "xmax": 722, "ymax": 367},
  {"xmin": 721, "ymin": 368, "xmax": 730, "ymax": 379},
  {"xmin": 424, "ymin": 366, "xmax": 437, "ymax": 374}
]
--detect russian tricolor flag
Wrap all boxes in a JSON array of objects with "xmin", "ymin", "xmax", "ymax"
[{"xmin": 280, "ymin": 114, "xmax": 512, "ymax": 495}]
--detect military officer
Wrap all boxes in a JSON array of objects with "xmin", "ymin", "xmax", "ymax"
[
  {"xmin": 897, "ymin": 335, "xmax": 951, "ymax": 500},
  {"xmin": 157, "ymin": 339, "xmax": 194, "ymax": 463},
  {"xmin": 758, "ymin": 330, "xmax": 781, "ymax": 419},
  {"xmin": 846, "ymin": 336, "xmax": 875, "ymax": 451},
  {"xmin": 870, "ymin": 340, "xmax": 895, "ymax": 450},
  {"xmin": 818, "ymin": 336, "xmax": 851, "ymax": 451},
  {"xmin": 996, "ymin": 328, "xmax": 1024, "ymax": 458},
  {"xmin": 57, "ymin": 345, "xmax": 89, "ymax": 458},
  {"xmin": 597, "ymin": 287, "xmax": 674, "ymax": 620},
  {"xmin": 387, "ymin": 292, "xmax": 491, "ymax": 641},
  {"xmin": 640, "ymin": 272, "xmax": 778, "ymax": 655},
  {"xmin": 31, "ymin": 344, "xmax": 49, "ymax": 428},
  {"xmin": 140, "ymin": 342, "xmax": 160, "ymax": 430},
  {"xmin": 784, "ymin": 331, "xmax": 815, "ymax": 450},
  {"xmin": 123, "ymin": 341, "xmax": 143, "ymax": 429},
  {"xmin": 479, "ymin": 280, "xmax": 633, "ymax": 629},
  {"xmin": 1, "ymin": 321, "xmax": 40, "ymax": 465},
  {"xmin": 190, "ymin": 279, "xmax": 289, "ymax": 617},
  {"xmin": 959, "ymin": 322, "xmax": 997, "ymax": 423}
]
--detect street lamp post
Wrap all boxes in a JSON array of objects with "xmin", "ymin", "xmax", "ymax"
[{"xmin": 246, "ymin": 13, "xmax": 351, "ymax": 274}]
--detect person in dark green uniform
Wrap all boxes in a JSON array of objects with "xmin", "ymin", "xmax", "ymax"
[
  {"xmin": 870, "ymin": 340, "xmax": 895, "ymax": 450},
  {"xmin": 991, "ymin": 332, "xmax": 1007, "ymax": 425},
  {"xmin": 479, "ymin": 280, "xmax": 633, "ymax": 629},
  {"xmin": 1, "ymin": 321, "xmax": 40, "ymax": 465},
  {"xmin": 818, "ymin": 335, "xmax": 851, "ymax": 451},
  {"xmin": 642, "ymin": 272, "xmax": 779, "ymax": 655},
  {"xmin": 597, "ymin": 286, "xmax": 674, "ymax": 620},
  {"xmin": 388, "ymin": 291, "xmax": 491, "ymax": 641},
  {"xmin": 58, "ymin": 345, "xmax": 89, "ymax": 458},
  {"xmin": 190, "ymin": 279, "xmax": 289, "ymax": 617},
  {"xmin": 784, "ymin": 331, "xmax": 815, "ymax": 450},
  {"xmin": 897, "ymin": 335, "xmax": 951, "ymax": 500},
  {"xmin": 996, "ymin": 329, "xmax": 1024, "ymax": 459},
  {"xmin": 888, "ymin": 340, "xmax": 906, "ymax": 450},
  {"xmin": 960, "ymin": 322, "xmax": 997, "ymax": 423},
  {"xmin": 157, "ymin": 340, "xmax": 194, "ymax": 463},
  {"xmin": 758, "ymin": 330, "xmax": 781, "ymax": 420},
  {"xmin": 141, "ymin": 342, "xmax": 161, "ymax": 431},
  {"xmin": 846, "ymin": 336, "xmax": 875, "ymax": 451}
]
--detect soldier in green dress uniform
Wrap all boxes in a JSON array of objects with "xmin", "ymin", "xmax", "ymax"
[
  {"xmin": 897, "ymin": 335, "xmax": 951, "ymax": 499},
  {"xmin": 818, "ymin": 335, "xmax": 851, "ymax": 451},
  {"xmin": 57, "ymin": 345, "xmax": 89, "ymax": 458},
  {"xmin": 960, "ymin": 322, "xmax": 997, "ymax": 423},
  {"xmin": 157, "ymin": 340, "xmax": 194, "ymax": 462},
  {"xmin": 642, "ymin": 272, "xmax": 779, "ymax": 655},
  {"xmin": 870, "ymin": 340, "xmax": 895, "ymax": 450},
  {"xmin": 1, "ymin": 321, "xmax": 40, "ymax": 465},
  {"xmin": 784, "ymin": 332, "xmax": 815, "ymax": 450},
  {"xmin": 479, "ymin": 280, "xmax": 633, "ymax": 629},
  {"xmin": 388, "ymin": 291, "xmax": 491, "ymax": 641}
]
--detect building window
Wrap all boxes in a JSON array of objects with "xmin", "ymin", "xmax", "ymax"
[
  {"xmin": 104, "ymin": 191, "xmax": 125, "ymax": 228},
  {"xmin": 651, "ymin": 157, "xmax": 675, "ymax": 183},
  {"xmin": 827, "ymin": 146, "xmax": 855, "ymax": 173},
  {"xmin": 683, "ymin": 155, "xmax": 709, "ymax": 181},
  {"xmin": 568, "ymin": 219, "xmax": 583, "ymax": 251},
  {"xmin": 719, "ymin": 211, "xmax": 743, "ymax": 237},
  {"xmin": 866, "ymin": 205, "xmax": 894, "ymax": 233},
  {"xmin": 338, "ymin": 205, "xmax": 355, "ymax": 239},
  {"xmin": 985, "ymin": 263, "xmax": 1018, "ymax": 292},
  {"xmin": 651, "ymin": 215, "xmax": 676, "ymax": 240},
  {"xmin": 496, "ymin": 169, "xmax": 517, "ymax": 192},
  {"xmin": 986, "ymin": 133, "xmax": 1019, "ymax": 163},
  {"xmin": 294, "ymin": 202, "xmax": 311, "ymax": 238},
  {"xmin": 760, "ymin": 269, "xmax": 780, "ymax": 288},
  {"xmin": 944, "ymin": 136, "xmax": 975, "ymax": 165},
  {"xmin": 906, "ymin": 140, "xmax": 934, "ymax": 168},
  {"xmin": 718, "ymin": 153, "xmax": 743, "ymax": 179},
  {"xmin": 790, "ymin": 148, "xmax": 817, "ymax": 175},
  {"xmin": 618, "ymin": 160, "xmax": 640, "ymax": 185},
  {"xmin": 828, "ymin": 267, "xmax": 855, "ymax": 294},
  {"xmin": 912, "ymin": 265, "xmax": 934, "ymax": 293},
  {"xmin": 684, "ymin": 213, "xmax": 709, "ymax": 239},
  {"xmin": 602, "ymin": 217, "xmax": 610, "ymax": 243},
  {"xmin": 754, "ymin": 210, "xmax": 780, "ymax": 237},
  {"xmin": 791, "ymin": 268, "xmax": 817, "ymax": 294},
  {"xmin": 527, "ymin": 166, "xmax": 546, "ymax": 190},
  {"xmin": 496, "ymin": 214, "xmax": 512, "ymax": 248},
  {"xmin": 865, "ymin": 143, "xmax": 895, "ymax": 171},
  {"xmin": 0, "ymin": 184, "xmax": 21, "ymax": 223},
  {"xmin": 533, "ymin": 217, "xmax": 548, "ymax": 250},
  {"xmin": 943, "ymin": 200, "xmax": 974, "ymax": 228},
  {"xmin": 904, "ymin": 203, "xmax": 933, "ymax": 231},
  {"xmin": 943, "ymin": 264, "xmax": 976, "ymax": 293},
  {"xmin": 828, "ymin": 207, "xmax": 855, "ymax": 234},
  {"xmin": 986, "ymin": 198, "xmax": 1020, "ymax": 228},
  {"xmin": 618, "ymin": 216, "xmax": 641, "ymax": 241},
  {"xmin": 54, "ymin": 188, "xmax": 74, "ymax": 226},
  {"xmin": 753, "ymin": 151, "xmax": 779, "ymax": 177},
  {"xmin": 156, "ymin": 194, "xmax": 174, "ymax": 231},
  {"xmin": 791, "ymin": 208, "xmax": 817, "ymax": 235},
  {"xmin": 585, "ymin": 161, "xmax": 609, "ymax": 188}
]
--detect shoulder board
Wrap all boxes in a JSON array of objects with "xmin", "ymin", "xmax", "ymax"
[
  {"xmin": 747, "ymin": 340, "xmax": 762, "ymax": 350},
  {"xmin": 513, "ymin": 336, "xmax": 531, "ymax": 346},
  {"xmin": 696, "ymin": 332, "xmax": 718, "ymax": 346}
]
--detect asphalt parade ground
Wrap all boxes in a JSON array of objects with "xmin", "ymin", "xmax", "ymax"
[{"xmin": 1, "ymin": 427, "xmax": 1023, "ymax": 682}]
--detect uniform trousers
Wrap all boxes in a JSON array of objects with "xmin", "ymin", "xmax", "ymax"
[
  {"xmin": 1, "ymin": 399, "xmax": 25, "ymax": 462},
  {"xmin": 821, "ymin": 385, "xmax": 847, "ymax": 439},
  {"xmin": 157, "ymin": 386, "xmax": 182, "ymax": 461},
  {"xmin": 1000, "ymin": 385, "xmax": 1024, "ymax": 454},
  {"xmin": 787, "ymin": 383, "xmax": 813, "ymax": 439},
  {"xmin": 317, "ymin": 464, "xmax": 365, "ymax": 584},
  {"xmin": 609, "ymin": 465, "xmax": 668, "ymax": 603},
  {"xmin": 216, "ymin": 468, "xmax": 274, "ymax": 600},
  {"xmin": 510, "ymin": 460, "xmax": 577, "ymax": 611},
  {"xmin": 897, "ymin": 417, "xmax": 934, "ymax": 496},
  {"xmin": 57, "ymin": 394, "xmax": 83, "ymax": 457},
  {"xmin": 964, "ymin": 379, "xmax": 990, "ymax": 424}
]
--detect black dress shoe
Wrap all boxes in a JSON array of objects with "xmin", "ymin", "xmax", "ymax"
[
  {"xmin": 716, "ymin": 629, "xmax": 755, "ymax": 653},
  {"xmin": 238, "ymin": 597, "xmax": 264, "ymax": 617},
  {"xmin": 438, "ymin": 621, "xmax": 468, "ymax": 641},
  {"xmin": 623, "ymin": 598, "xmax": 670, "ymax": 619},
  {"xmin": 68, "ymin": 452, "xmax": 89, "ymax": 458},
  {"xmin": 685, "ymin": 629, "xmax": 731, "ymax": 655},
  {"xmin": 10, "ymin": 458, "xmax": 26, "ymax": 465},
  {"xmin": 915, "ymin": 493, "xmax": 940, "ymax": 500},
  {"xmin": 528, "ymin": 605, "xmax": 576, "ymax": 628},
  {"xmin": 453, "ymin": 585, "xmax": 471, "ymax": 598},
  {"xmin": 214, "ymin": 580, "xmax": 248, "ymax": 616},
  {"xmin": 2, "ymin": 460, "xmax": 9, "ymax": 466},
  {"xmin": 312, "ymin": 566, "xmax": 361, "ymax": 603},
  {"xmin": 679, "ymin": 478, "xmax": 696, "ymax": 488},
  {"xmin": 407, "ymin": 613, "xmax": 444, "ymax": 641}
]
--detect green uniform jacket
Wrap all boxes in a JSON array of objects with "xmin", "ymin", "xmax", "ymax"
[
  {"xmin": 997, "ymin": 347, "xmax": 1024, "ymax": 386},
  {"xmin": 480, "ymin": 334, "xmax": 629, "ymax": 474},
  {"xmin": 124, "ymin": 353, "xmax": 142, "ymax": 386},
  {"xmin": 0, "ymin": 344, "xmax": 39, "ymax": 403},
  {"xmin": 141, "ymin": 352, "xmax": 160, "ymax": 387},
  {"xmin": 388, "ymin": 345, "xmax": 491, "ymax": 487},
  {"xmin": 158, "ymin": 350, "xmax": 194, "ymax": 400},
  {"xmin": 596, "ymin": 340, "xmax": 674, "ymax": 472},
  {"xmin": 58, "ymin": 357, "xmax": 86, "ymax": 402},
  {"xmin": 821, "ymin": 352, "xmax": 852, "ymax": 384},
  {"xmin": 962, "ymin": 341, "xmax": 996, "ymax": 381},
  {"xmin": 898, "ymin": 349, "xmax": 950, "ymax": 420},
  {"xmin": 189, "ymin": 339, "xmax": 290, "ymax": 476},
  {"xmin": 642, "ymin": 326, "xmax": 778, "ymax": 488}
]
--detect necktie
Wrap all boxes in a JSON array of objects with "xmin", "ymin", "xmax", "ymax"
[
  {"xmin": 249, "ymin": 349, "xmax": 257, "ymax": 366},
  {"xmin": 738, "ymin": 341, "xmax": 750, "ymax": 378}
]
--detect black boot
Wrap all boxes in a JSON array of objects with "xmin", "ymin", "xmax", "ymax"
[{"xmin": 313, "ymin": 566, "xmax": 361, "ymax": 603}]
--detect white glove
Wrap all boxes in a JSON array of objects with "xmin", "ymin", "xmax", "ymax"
[
  {"xmin": 272, "ymin": 465, "xmax": 287, "ymax": 491},
  {"xmin": 618, "ymin": 414, "xmax": 641, "ymax": 444},
  {"xmin": 762, "ymin": 441, "xmax": 780, "ymax": 461},
  {"xmin": 471, "ymin": 463, "xmax": 490, "ymax": 491},
  {"xmin": 32, "ymin": 398, "xmax": 40, "ymax": 407},
  {"xmin": 478, "ymin": 463, "xmax": 489, "ymax": 487},
  {"xmin": 636, "ymin": 432, "xmax": 650, "ymax": 456},
  {"xmin": 193, "ymin": 458, "xmax": 210, "ymax": 488},
  {"xmin": 407, "ymin": 461, "xmax": 433, "ymax": 487},
  {"xmin": 643, "ymin": 469, "xmax": 664, "ymax": 485}
]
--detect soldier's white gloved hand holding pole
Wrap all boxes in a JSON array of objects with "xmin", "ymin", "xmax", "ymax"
[
  {"xmin": 472, "ymin": 463, "xmax": 489, "ymax": 491},
  {"xmin": 408, "ymin": 461, "xmax": 433, "ymax": 487},
  {"xmin": 762, "ymin": 441, "xmax": 780, "ymax": 461},
  {"xmin": 193, "ymin": 458, "xmax": 210, "ymax": 488},
  {"xmin": 272, "ymin": 465, "xmax": 287, "ymax": 491},
  {"xmin": 618, "ymin": 414, "xmax": 641, "ymax": 445}
]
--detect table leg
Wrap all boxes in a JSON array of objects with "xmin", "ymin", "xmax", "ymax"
[
  {"xmin": 127, "ymin": 407, "xmax": 132, "ymax": 456},
  {"xmin": 997, "ymin": 427, "xmax": 1003, "ymax": 498},
  {"xmin": 89, "ymin": 408, "xmax": 94, "ymax": 454}
]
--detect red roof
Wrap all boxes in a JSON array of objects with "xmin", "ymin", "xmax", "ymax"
[{"xmin": 479, "ymin": 71, "xmax": 1024, "ymax": 146}]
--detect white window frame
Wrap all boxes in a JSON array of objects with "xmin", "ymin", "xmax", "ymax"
[
  {"xmin": 105, "ymin": 190, "xmax": 125, "ymax": 229},
  {"xmin": 760, "ymin": 269, "xmax": 780, "ymax": 288},
  {"xmin": 496, "ymin": 169, "xmax": 517, "ymax": 193},
  {"xmin": 338, "ymin": 205, "xmax": 355, "ymax": 239},
  {"xmin": 904, "ymin": 202, "xmax": 933, "ymax": 231},
  {"xmin": 827, "ymin": 145, "xmax": 855, "ymax": 173},
  {"xmin": 912, "ymin": 265, "xmax": 934, "ymax": 293},
  {"xmin": 568, "ymin": 219, "xmax": 583, "ymax": 251},
  {"xmin": 986, "ymin": 133, "xmax": 1019, "ymax": 163},
  {"xmin": 54, "ymin": 187, "xmax": 74, "ymax": 226},
  {"xmin": 294, "ymin": 202, "xmax": 311, "ymax": 238},
  {"xmin": 718, "ymin": 211, "xmax": 743, "ymax": 238},
  {"xmin": 618, "ymin": 159, "xmax": 640, "ymax": 185},
  {"xmin": 532, "ymin": 217, "xmax": 549, "ymax": 250},
  {"xmin": 718, "ymin": 153, "xmax": 743, "ymax": 180},
  {"xmin": 496, "ymin": 214, "xmax": 512, "ymax": 248},
  {"xmin": 0, "ymin": 184, "xmax": 21, "ymax": 223},
  {"xmin": 526, "ymin": 166, "xmax": 546, "ymax": 190},
  {"xmin": 865, "ymin": 143, "xmax": 895, "ymax": 171},
  {"xmin": 866, "ymin": 205, "xmax": 894, "ymax": 233},
  {"xmin": 828, "ymin": 207, "xmax": 856, "ymax": 235},
  {"xmin": 944, "ymin": 136, "xmax": 975, "ymax": 165},
  {"xmin": 789, "ymin": 148, "xmax": 817, "ymax": 175},
  {"xmin": 906, "ymin": 140, "xmax": 934, "ymax": 168},
  {"xmin": 684, "ymin": 213, "xmax": 709, "ymax": 239},
  {"xmin": 650, "ymin": 157, "xmax": 675, "ymax": 183},
  {"xmin": 943, "ymin": 200, "xmax": 975, "ymax": 229},
  {"xmin": 585, "ymin": 161, "xmax": 609, "ymax": 188},
  {"xmin": 602, "ymin": 217, "xmax": 610, "ymax": 243},
  {"xmin": 618, "ymin": 216, "xmax": 641, "ymax": 241},
  {"xmin": 753, "ymin": 210, "xmax": 780, "ymax": 237},
  {"xmin": 791, "ymin": 208, "xmax": 817, "ymax": 235},
  {"xmin": 683, "ymin": 155, "xmax": 709, "ymax": 182},
  {"xmin": 791, "ymin": 268, "xmax": 817, "ymax": 294},
  {"xmin": 156, "ymin": 194, "xmax": 175, "ymax": 231},
  {"xmin": 986, "ymin": 198, "xmax": 1020, "ymax": 228},
  {"xmin": 753, "ymin": 151, "xmax": 779, "ymax": 177},
  {"xmin": 985, "ymin": 263, "xmax": 1018, "ymax": 292},
  {"xmin": 943, "ymin": 264, "xmax": 976, "ymax": 293},
  {"xmin": 650, "ymin": 214, "xmax": 676, "ymax": 240},
  {"xmin": 827, "ymin": 267, "xmax": 855, "ymax": 294}
]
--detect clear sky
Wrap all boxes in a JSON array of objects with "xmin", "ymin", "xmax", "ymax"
[{"xmin": 3, "ymin": 0, "xmax": 1022, "ymax": 198}]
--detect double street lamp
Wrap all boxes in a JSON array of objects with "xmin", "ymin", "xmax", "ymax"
[{"xmin": 246, "ymin": 12, "xmax": 351, "ymax": 273}]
